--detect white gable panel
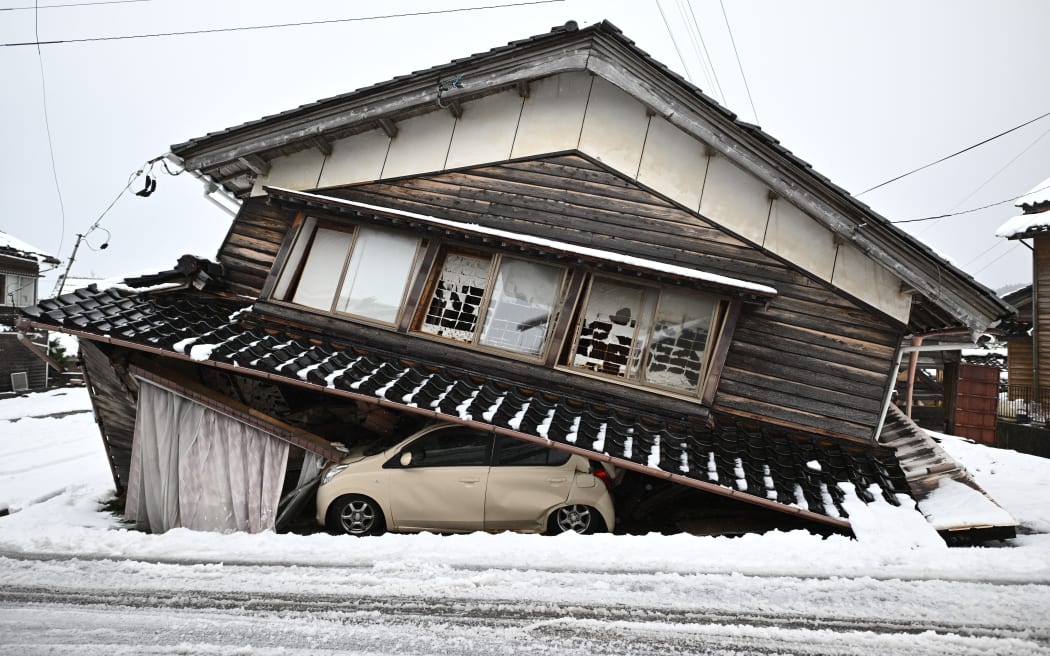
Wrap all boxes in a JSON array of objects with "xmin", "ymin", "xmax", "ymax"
[
  {"xmin": 251, "ymin": 149, "xmax": 325, "ymax": 196},
  {"xmin": 833, "ymin": 242, "xmax": 912, "ymax": 323},
  {"xmin": 318, "ymin": 129, "xmax": 391, "ymax": 188},
  {"xmin": 445, "ymin": 90, "xmax": 524, "ymax": 170},
  {"xmin": 381, "ymin": 110, "xmax": 457, "ymax": 179},
  {"xmin": 698, "ymin": 155, "xmax": 771, "ymax": 245},
  {"xmin": 578, "ymin": 77, "xmax": 650, "ymax": 177},
  {"xmin": 511, "ymin": 71, "xmax": 592, "ymax": 158},
  {"xmin": 764, "ymin": 199, "xmax": 836, "ymax": 282},
  {"xmin": 636, "ymin": 116, "xmax": 709, "ymax": 211}
]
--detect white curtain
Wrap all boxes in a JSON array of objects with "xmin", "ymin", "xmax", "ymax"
[{"xmin": 125, "ymin": 380, "xmax": 289, "ymax": 534}]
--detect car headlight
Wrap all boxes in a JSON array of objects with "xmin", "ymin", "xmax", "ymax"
[{"xmin": 321, "ymin": 464, "xmax": 349, "ymax": 486}]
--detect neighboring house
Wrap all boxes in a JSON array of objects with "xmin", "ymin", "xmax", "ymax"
[
  {"xmin": 995, "ymin": 176, "xmax": 1050, "ymax": 457},
  {"xmin": 1, "ymin": 231, "xmax": 60, "ymax": 393},
  {"xmin": 23, "ymin": 21, "xmax": 1016, "ymax": 539}
]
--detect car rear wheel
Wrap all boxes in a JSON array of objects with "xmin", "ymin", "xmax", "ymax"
[
  {"xmin": 327, "ymin": 494, "xmax": 386, "ymax": 536},
  {"xmin": 547, "ymin": 504, "xmax": 604, "ymax": 535}
]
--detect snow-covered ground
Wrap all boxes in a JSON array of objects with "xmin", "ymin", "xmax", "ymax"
[{"xmin": 2, "ymin": 388, "xmax": 1049, "ymax": 655}]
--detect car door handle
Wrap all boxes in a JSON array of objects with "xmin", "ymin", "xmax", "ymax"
[
  {"xmin": 459, "ymin": 478, "xmax": 481, "ymax": 484},
  {"xmin": 547, "ymin": 477, "xmax": 566, "ymax": 484}
]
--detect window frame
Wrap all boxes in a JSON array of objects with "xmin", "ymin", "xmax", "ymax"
[
  {"xmin": 563, "ymin": 273, "xmax": 729, "ymax": 399},
  {"xmin": 270, "ymin": 216, "xmax": 426, "ymax": 328},
  {"xmin": 411, "ymin": 245, "xmax": 570, "ymax": 362}
]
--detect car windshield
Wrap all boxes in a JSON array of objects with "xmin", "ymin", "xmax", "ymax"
[{"xmin": 362, "ymin": 432, "xmax": 408, "ymax": 457}]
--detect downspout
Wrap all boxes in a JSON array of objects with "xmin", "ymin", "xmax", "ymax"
[{"xmin": 904, "ymin": 334, "xmax": 923, "ymax": 418}]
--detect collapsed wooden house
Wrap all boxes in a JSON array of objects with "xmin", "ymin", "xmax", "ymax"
[{"xmin": 22, "ymin": 21, "xmax": 1017, "ymax": 539}]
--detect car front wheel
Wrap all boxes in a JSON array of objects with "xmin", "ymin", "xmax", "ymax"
[
  {"xmin": 547, "ymin": 504, "xmax": 604, "ymax": 535},
  {"xmin": 327, "ymin": 494, "xmax": 386, "ymax": 536}
]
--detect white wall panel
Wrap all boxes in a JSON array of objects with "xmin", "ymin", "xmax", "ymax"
[
  {"xmin": 317, "ymin": 129, "xmax": 391, "ymax": 188},
  {"xmin": 636, "ymin": 116, "xmax": 709, "ymax": 211},
  {"xmin": 445, "ymin": 90, "xmax": 524, "ymax": 170},
  {"xmin": 698, "ymin": 155, "xmax": 771, "ymax": 244},
  {"xmin": 381, "ymin": 109, "xmax": 457, "ymax": 179},
  {"xmin": 578, "ymin": 77, "xmax": 649, "ymax": 177},
  {"xmin": 251, "ymin": 149, "xmax": 325, "ymax": 196},
  {"xmin": 510, "ymin": 71, "xmax": 592, "ymax": 158},
  {"xmin": 833, "ymin": 242, "xmax": 912, "ymax": 323},
  {"xmin": 764, "ymin": 199, "xmax": 836, "ymax": 281}
]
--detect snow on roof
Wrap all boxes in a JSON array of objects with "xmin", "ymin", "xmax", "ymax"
[
  {"xmin": 1017, "ymin": 176, "xmax": 1050, "ymax": 208},
  {"xmin": 272, "ymin": 188, "xmax": 779, "ymax": 297},
  {"xmin": 917, "ymin": 477, "xmax": 1016, "ymax": 531},
  {"xmin": 996, "ymin": 176, "xmax": 1050, "ymax": 239},
  {"xmin": 0, "ymin": 231, "xmax": 59, "ymax": 265}
]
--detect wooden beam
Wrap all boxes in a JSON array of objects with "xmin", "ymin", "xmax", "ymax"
[
  {"xmin": 378, "ymin": 117, "xmax": 399, "ymax": 139},
  {"xmin": 237, "ymin": 154, "xmax": 270, "ymax": 176},
  {"xmin": 310, "ymin": 135, "xmax": 333, "ymax": 157},
  {"xmin": 128, "ymin": 360, "xmax": 345, "ymax": 463},
  {"xmin": 516, "ymin": 79, "xmax": 531, "ymax": 98},
  {"xmin": 445, "ymin": 99, "xmax": 463, "ymax": 119}
]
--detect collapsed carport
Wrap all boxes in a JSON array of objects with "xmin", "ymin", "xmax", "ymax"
[{"xmin": 21, "ymin": 279, "xmax": 911, "ymax": 536}]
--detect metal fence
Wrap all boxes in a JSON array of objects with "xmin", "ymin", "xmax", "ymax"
[{"xmin": 998, "ymin": 385, "xmax": 1050, "ymax": 425}]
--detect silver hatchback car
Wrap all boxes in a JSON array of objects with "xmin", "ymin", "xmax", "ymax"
[{"xmin": 316, "ymin": 424, "xmax": 616, "ymax": 536}]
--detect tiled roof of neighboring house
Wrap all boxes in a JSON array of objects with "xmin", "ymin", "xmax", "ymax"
[
  {"xmin": 22, "ymin": 278, "xmax": 913, "ymax": 529},
  {"xmin": 996, "ymin": 176, "xmax": 1050, "ymax": 239},
  {"xmin": 0, "ymin": 230, "xmax": 60, "ymax": 266}
]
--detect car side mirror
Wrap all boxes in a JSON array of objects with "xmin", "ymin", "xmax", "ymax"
[{"xmin": 400, "ymin": 451, "xmax": 413, "ymax": 467}]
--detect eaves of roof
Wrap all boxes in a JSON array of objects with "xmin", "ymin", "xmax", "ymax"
[
  {"xmin": 168, "ymin": 19, "xmax": 1010, "ymax": 336},
  {"xmin": 21, "ymin": 283, "xmax": 915, "ymax": 530}
]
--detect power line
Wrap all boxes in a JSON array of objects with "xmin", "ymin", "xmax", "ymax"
[
  {"xmin": 675, "ymin": 0, "xmax": 718, "ymax": 101},
  {"xmin": 973, "ymin": 241, "xmax": 1026, "ymax": 277},
  {"xmin": 718, "ymin": 0, "xmax": 758, "ymax": 125},
  {"xmin": 1, "ymin": 0, "xmax": 152, "ymax": 11},
  {"xmin": 1, "ymin": 0, "xmax": 565, "ymax": 47},
  {"xmin": 656, "ymin": 0, "xmax": 695, "ymax": 84},
  {"xmin": 912, "ymin": 122, "xmax": 1050, "ymax": 239},
  {"xmin": 683, "ymin": 0, "xmax": 725, "ymax": 104},
  {"xmin": 890, "ymin": 183, "xmax": 1050, "ymax": 224},
  {"xmin": 857, "ymin": 109, "xmax": 1050, "ymax": 196},
  {"xmin": 35, "ymin": 0, "xmax": 67, "ymax": 257}
]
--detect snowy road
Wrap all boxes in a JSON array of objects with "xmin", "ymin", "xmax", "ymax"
[
  {"xmin": 2, "ymin": 550, "xmax": 1049, "ymax": 655},
  {"xmin": 4, "ymin": 390, "xmax": 1050, "ymax": 655}
]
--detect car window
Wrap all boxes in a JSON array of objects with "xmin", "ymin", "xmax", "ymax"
[
  {"xmin": 403, "ymin": 428, "xmax": 492, "ymax": 468},
  {"xmin": 494, "ymin": 434, "xmax": 572, "ymax": 466}
]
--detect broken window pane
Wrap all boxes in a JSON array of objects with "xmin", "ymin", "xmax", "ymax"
[
  {"xmin": 290, "ymin": 227, "xmax": 354, "ymax": 311},
  {"xmin": 336, "ymin": 227, "xmax": 421, "ymax": 323},
  {"xmin": 572, "ymin": 279, "xmax": 653, "ymax": 378},
  {"xmin": 570, "ymin": 277, "xmax": 717, "ymax": 396},
  {"xmin": 644, "ymin": 287, "xmax": 714, "ymax": 392},
  {"xmin": 480, "ymin": 258, "xmax": 563, "ymax": 357},
  {"xmin": 420, "ymin": 253, "xmax": 492, "ymax": 343}
]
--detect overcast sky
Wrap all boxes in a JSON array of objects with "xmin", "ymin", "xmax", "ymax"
[{"xmin": 2, "ymin": 0, "xmax": 1048, "ymax": 296}]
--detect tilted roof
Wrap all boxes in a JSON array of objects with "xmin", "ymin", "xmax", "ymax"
[
  {"xmin": 169, "ymin": 20, "xmax": 1010, "ymax": 336},
  {"xmin": 0, "ymin": 230, "xmax": 60, "ymax": 266},
  {"xmin": 22, "ymin": 280, "xmax": 912, "ymax": 530}
]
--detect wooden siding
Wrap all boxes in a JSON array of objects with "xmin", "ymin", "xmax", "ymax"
[
  {"xmin": 1007, "ymin": 339, "xmax": 1034, "ymax": 392},
  {"xmin": 223, "ymin": 154, "xmax": 904, "ymax": 440},
  {"xmin": 1035, "ymin": 237, "xmax": 1050, "ymax": 391},
  {"xmin": 216, "ymin": 198, "xmax": 296, "ymax": 296},
  {"xmin": 80, "ymin": 341, "xmax": 138, "ymax": 491}
]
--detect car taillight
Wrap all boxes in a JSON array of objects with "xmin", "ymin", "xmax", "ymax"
[{"xmin": 593, "ymin": 465, "xmax": 614, "ymax": 492}]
